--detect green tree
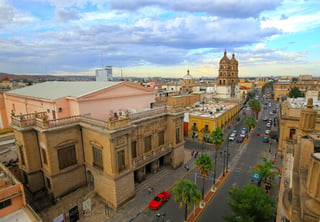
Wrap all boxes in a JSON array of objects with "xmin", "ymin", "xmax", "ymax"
[
  {"xmin": 244, "ymin": 116, "xmax": 257, "ymax": 132},
  {"xmin": 247, "ymin": 92, "xmax": 255, "ymax": 99},
  {"xmin": 253, "ymin": 157, "xmax": 280, "ymax": 185},
  {"xmin": 173, "ymin": 179, "xmax": 202, "ymax": 221},
  {"xmin": 288, "ymin": 86, "xmax": 302, "ymax": 98},
  {"xmin": 225, "ymin": 184, "xmax": 276, "ymax": 222},
  {"xmin": 210, "ymin": 128, "xmax": 225, "ymax": 186},
  {"xmin": 195, "ymin": 153, "xmax": 213, "ymax": 200},
  {"xmin": 248, "ymin": 99, "xmax": 261, "ymax": 120}
]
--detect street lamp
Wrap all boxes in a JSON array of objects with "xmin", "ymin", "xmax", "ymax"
[{"xmin": 226, "ymin": 140, "xmax": 230, "ymax": 173}]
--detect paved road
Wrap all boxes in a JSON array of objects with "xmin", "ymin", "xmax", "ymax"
[{"xmin": 197, "ymin": 98, "xmax": 280, "ymax": 222}]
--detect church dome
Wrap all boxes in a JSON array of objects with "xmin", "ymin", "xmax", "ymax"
[{"xmin": 183, "ymin": 69, "xmax": 193, "ymax": 80}]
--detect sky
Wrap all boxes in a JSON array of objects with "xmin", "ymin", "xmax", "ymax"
[{"xmin": 0, "ymin": 0, "xmax": 319, "ymax": 78}]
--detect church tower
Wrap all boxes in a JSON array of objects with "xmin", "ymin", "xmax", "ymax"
[{"xmin": 217, "ymin": 50, "xmax": 239, "ymax": 97}]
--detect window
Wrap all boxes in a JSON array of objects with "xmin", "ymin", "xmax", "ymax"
[
  {"xmin": 0, "ymin": 199, "xmax": 12, "ymax": 209},
  {"xmin": 158, "ymin": 131, "xmax": 164, "ymax": 146},
  {"xmin": 144, "ymin": 136, "xmax": 152, "ymax": 152},
  {"xmin": 131, "ymin": 141, "xmax": 137, "ymax": 158},
  {"xmin": 42, "ymin": 148, "xmax": 47, "ymax": 165},
  {"xmin": 118, "ymin": 150, "xmax": 125, "ymax": 172},
  {"xmin": 58, "ymin": 145, "xmax": 77, "ymax": 170},
  {"xmin": 176, "ymin": 128, "xmax": 181, "ymax": 144},
  {"xmin": 289, "ymin": 128, "xmax": 296, "ymax": 140},
  {"xmin": 92, "ymin": 146, "xmax": 103, "ymax": 170}
]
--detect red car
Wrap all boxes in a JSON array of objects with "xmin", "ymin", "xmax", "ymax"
[{"xmin": 149, "ymin": 191, "xmax": 170, "ymax": 210}]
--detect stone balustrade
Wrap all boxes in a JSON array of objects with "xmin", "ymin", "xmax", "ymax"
[{"xmin": 133, "ymin": 146, "xmax": 172, "ymax": 168}]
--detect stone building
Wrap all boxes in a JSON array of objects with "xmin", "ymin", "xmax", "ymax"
[
  {"xmin": 215, "ymin": 50, "xmax": 240, "ymax": 98},
  {"xmin": 180, "ymin": 69, "xmax": 195, "ymax": 94},
  {"xmin": 10, "ymin": 106, "xmax": 184, "ymax": 212},
  {"xmin": 277, "ymin": 98, "xmax": 320, "ymax": 221},
  {"xmin": 273, "ymin": 75, "xmax": 320, "ymax": 101}
]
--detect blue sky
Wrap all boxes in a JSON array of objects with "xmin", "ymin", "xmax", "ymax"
[{"xmin": 0, "ymin": 0, "xmax": 319, "ymax": 78}]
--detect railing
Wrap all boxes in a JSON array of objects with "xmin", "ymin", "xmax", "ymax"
[
  {"xmin": 133, "ymin": 146, "xmax": 172, "ymax": 168},
  {"xmin": 10, "ymin": 106, "xmax": 183, "ymax": 130},
  {"xmin": 129, "ymin": 107, "xmax": 166, "ymax": 121}
]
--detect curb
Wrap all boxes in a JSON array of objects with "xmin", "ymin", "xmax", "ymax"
[{"xmin": 186, "ymin": 170, "xmax": 231, "ymax": 222}]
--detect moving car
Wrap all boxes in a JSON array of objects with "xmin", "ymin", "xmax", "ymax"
[
  {"xmin": 263, "ymin": 116, "xmax": 268, "ymax": 121},
  {"xmin": 265, "ymin": 129, "xmax": 271, "ymax": 135},
  {"xmin": 149, "ymin": 191, "xmax": 170, "ymax": 210},
  {"xmin": 266, "ymin": 122, "xmax": 272, "ymax": 128},
  {"xmin": 262, "ymin": 136, "xmax": 270, "ymax": 143},
  {"xmin": 237, "ymin": 135, "xmax": 245, "ymax": 143},
  {"xmin": 229, "ymin": 134, "xmax": 236, "ymax": 141}
]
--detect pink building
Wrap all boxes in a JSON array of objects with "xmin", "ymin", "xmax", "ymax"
[
  {"xmin": 0, "ymin": 163, "xmax": 41, "ymax": 221},
  {"xmin": 4, "ymin": 81, "xmax": 156, "ymax": 122}
]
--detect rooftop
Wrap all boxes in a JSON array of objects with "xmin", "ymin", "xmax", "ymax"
[
  {"xmin": 6, "ymin": 81, "xmax": 123, "ymax": 100},
  {"xmin": 189, "ymin": 102, "xmax": 238, "ymax": 119}
]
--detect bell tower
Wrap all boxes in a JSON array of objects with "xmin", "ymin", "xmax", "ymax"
[{"xmin": 217, "ymin": 50, "xmax": 239, "ymax": 97}]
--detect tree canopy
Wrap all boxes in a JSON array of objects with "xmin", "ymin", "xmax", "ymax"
[
  {"xmin": 248, "ymin": 99, "xmax": 261, "ymax": 120},
  {"xmin": 288, "ymin": 86, "xmax": 303, "ymax": 98},
  {"xmin": 225, "ymin": 184, "xmax": 276, "ymax": 222},
  {"xmin": 244, "ymin": 116, "xmax": 257, "ymax": 132},
  {"xmin": 173, "ymin": 179, "xmax": 202, "ymax": 221},
  {"xmin": 195, "ymin": 153, "xmax": 213, "ymax": 199}
]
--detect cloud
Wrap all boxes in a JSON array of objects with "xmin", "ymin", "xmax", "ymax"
[
  {"xmin": 109, "ymin": 0, "xmax": 283, "ymax": 18},
  {"xmin": 55, "ymin": 8, "xmax": 82, "ymax": 22},
  {"xmin": 0, "ymin": 0, "xmax": 17, "ymax": 27}
]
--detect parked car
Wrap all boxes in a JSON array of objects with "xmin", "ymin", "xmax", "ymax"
[
  {"xmin": 149, "ymin": 191, "xmax": 170, "ymax": 210},
  {"xmin": 251, "ymin": 173, "xmax": 262, "ymax": 186},
  {"xmin": 266, "ymin": 122, "xmax": 272, "ymax": 128},
  {"xmin": 262, "ymin": 136, "xmax": 270, "ymax": 143},
  {"xmin": 263, "ymin": 116, "xmax": 268, "ymax": 121}
]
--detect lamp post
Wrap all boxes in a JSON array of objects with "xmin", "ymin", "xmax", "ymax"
[{"xmin": 226, "ymin": 140, "xmax": 229, "ymax": 173}]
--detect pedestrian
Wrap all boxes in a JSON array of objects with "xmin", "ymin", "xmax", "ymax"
[
  {"xmin": 184, "ymin": 163, "xmax": 189, "ymax": 171},
  {"xmin": 191, "ymin": 150, "xmax": 194, "ymax": 157},
  {"xmin": 194, "ymin": 151, "xmax": 198, "ymax": 158}
]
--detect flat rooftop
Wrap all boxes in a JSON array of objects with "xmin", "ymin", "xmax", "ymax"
[{"xmin": 189, "ymin": 102, "xmax": 238, "ymax": 119}]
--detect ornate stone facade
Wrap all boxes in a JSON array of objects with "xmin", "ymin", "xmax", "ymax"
[
  {"xmin": 10, "ymin": 106, "xmax": 184, "ymax": 211},
  {"xmin": 216, "ymin": 50, "xmax": 239, "ymax": 98},
  {"xmin": 278, "ymin": 98, "xmax": 320, "ymax": 221}
]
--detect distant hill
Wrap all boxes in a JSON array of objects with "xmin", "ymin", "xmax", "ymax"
[{"xmin": 0, "ymin": 72, "xmax": 95, "ymax": 82}]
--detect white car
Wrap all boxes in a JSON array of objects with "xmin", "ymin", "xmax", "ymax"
[{"xmin": 265, "ymin": 129, "xmax": 271, "ymax": 135}]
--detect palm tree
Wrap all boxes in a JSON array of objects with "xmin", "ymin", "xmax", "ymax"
[
  {"xmin": 248, "ymin": 99, "xmax": 261, "ymax": 120},
  {"xmin": 253, "ymin": 157, "xmax": 280, "ymax": 186},
  {"xmin": 195, "ymin": 153, "xmax": 214, "ymax": 200},
  {"xmin": 173, "ymin": 179, "xmax": 202, "ymax": 221},
  {"xmin": 244, "ymin": 116, "xmax": 257, "ymax": 133},
  {"xmin": 210, "ymin": 128, "xmax": 225, "ymax": 187}
]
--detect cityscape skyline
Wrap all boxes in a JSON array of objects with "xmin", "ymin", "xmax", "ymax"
[{"xmin": 0, "ymin": 0, "xmax": 319, "ymax": 78}]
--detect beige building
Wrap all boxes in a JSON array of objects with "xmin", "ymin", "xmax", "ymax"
[
  {"xmin": 277, "ymin": 98, "xmax": 320, "ymax": 221},
  {"xmin": 10, "ymin": 106, "xmax": 184, "ymax": 213},
  {"xmin": 273, "ymin": 75, "xmax": 320, "ymax": 101}
]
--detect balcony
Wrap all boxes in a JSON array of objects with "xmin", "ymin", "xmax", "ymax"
[{"xmin": 133, "ymin": 145, "xmax": 172, "ymax": 168}]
